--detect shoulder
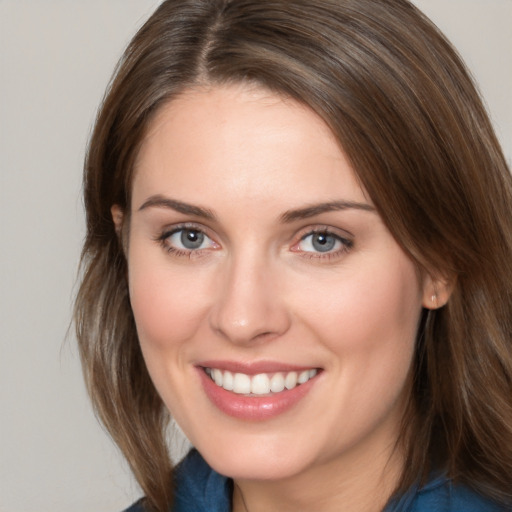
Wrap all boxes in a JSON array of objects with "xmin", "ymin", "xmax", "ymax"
[
  {"xmin": 387, "ymin": 475, "xmax": 511, "ymax": 512},
  {"xmin": 122, "ymin": 499, "xmax": 146, "ymax": 512},
  {"xmin": 419, "ymin": 480, "xmax": 510, "ymax": 512},
  {"xmin": 173, "ymin": 448, "xmax": 231, "ymax": 511},
  {"xmin": 121, "ymin": 449, "xmax": 231, "ymax": 512}
]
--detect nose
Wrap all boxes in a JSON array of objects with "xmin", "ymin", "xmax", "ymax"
[{"xmin": 208, "ymin": 252, "xmax": 291, "ymax": 345}]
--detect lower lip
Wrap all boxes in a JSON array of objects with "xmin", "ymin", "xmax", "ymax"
[{"xmin": 197, "ymin": 368, "xmax": 319, "ymax": 421}]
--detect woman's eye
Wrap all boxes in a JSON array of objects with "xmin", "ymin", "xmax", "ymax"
[
  {"xmin": 164, "ymin": 228, "xmax": 216, "ymax": 252},
  {"xmin": 297, "ymin": 232, "xmax": 350, "ymax": 254}
]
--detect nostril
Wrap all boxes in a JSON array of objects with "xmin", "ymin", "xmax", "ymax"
[{"xmin": 208, "ymin": 270, "xmax": 292, "ymax": 345}]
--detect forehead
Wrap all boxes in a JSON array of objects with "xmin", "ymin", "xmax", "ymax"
[{"xmin": 132, "ymin": 83, "xmax": 368, "ymax": 210}]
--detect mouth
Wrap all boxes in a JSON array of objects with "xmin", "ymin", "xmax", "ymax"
[
  {"xmin": 197, "ymin": 362, "xmax": 322, "ymax": 421},
  {"xmin": 204, "ymin": 367, "xmax": 319, "ymax": 396}
]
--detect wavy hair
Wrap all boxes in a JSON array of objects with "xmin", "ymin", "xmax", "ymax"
[{"xmin": 75, "ymin": 1, "xmax": 512, "ymax": 510}]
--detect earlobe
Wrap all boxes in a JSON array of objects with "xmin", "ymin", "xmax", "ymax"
[
  {"xmin": 422, "ymin": 274, "xmax": 456, "ymax": 310},
  {"xmin": 111, "ymin": 205, "xmax": 124, "ymax": 235},
  {"xmin": 111, "ymin": 204, "xmax": 131, "ymax": 257}
]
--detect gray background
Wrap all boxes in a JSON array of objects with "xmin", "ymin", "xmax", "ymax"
[{"xmin": 1, "ymin": 1, "xmax": 510, "ymax": 511}]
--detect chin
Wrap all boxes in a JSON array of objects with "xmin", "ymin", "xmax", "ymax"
[{"xmin": 192, "ymin": 429, "xmax": 318, "ymax": 481}]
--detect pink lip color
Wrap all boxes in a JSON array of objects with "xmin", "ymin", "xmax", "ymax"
[{"xmin": 196, "ymin": 363, "xmax": 320, "ymax": 421}]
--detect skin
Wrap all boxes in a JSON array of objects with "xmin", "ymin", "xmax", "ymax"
[{"xmin": 114, "ymin": 83, "xmax": 447, "ymax": 512}]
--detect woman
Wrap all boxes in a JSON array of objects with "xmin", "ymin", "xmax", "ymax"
[{"xmin": 75, "ymin": 1, "xmax": 512, "ymax": 511}]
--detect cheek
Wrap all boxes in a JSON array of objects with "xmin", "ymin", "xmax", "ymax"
[
  {"xmin": 348, "ymin": 276, "xmax": 421, "ymax": 352},
  {"xmin": 127, "ymin": 249, "xmax": 208, "ymax": 353},
  {"xmin": 301, "ymin": 258, "xmax": 422, "ymax": 438},
  {"xmin": 317, "ymin": 257, "xmax": 421, "ymax": 347},
  {"xmin": 299, "ymin": 254, "xmax": 423, "ymax": 394}
]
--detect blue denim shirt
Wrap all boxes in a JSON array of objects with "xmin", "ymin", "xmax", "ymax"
[{"xmin": 124, "ymin": 449, "xmax": 510, "ymax": 512}]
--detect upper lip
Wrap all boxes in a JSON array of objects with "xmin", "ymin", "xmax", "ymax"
[{"xmin": 197, "ymin": 360, "xmax": 319, "ymax": 375}]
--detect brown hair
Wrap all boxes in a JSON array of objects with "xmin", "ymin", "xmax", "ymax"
[{"xmin": 75, "ymin": 1, "xmax": 512, "ymax": 510}]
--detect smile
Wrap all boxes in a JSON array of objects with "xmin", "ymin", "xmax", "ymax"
[
  {"xmin": 198, "ymin": 363, "xmax": 322, "ymax": 420},
  {"xmin": 204, "ymin": 368, "xmax": 318, "ymax": 395}
]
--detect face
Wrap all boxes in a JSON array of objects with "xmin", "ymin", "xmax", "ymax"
[{"xmin": 122, "ymin": 84, "xmax": 431, "ymax": 483}]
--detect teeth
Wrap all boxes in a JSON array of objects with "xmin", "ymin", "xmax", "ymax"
[
  {"xmin": 223, "ymin": 371, "xmax": 234, "ymax": 391},
  {"xmin": 270, "ymin": 373, "xmax": 285, "ymax": 393},
  {"xmin": 233, "ymin": 373, "xmax": 251, "ymax": 394},
  {"xmin": 285, "ymin": 371, "xmax": 298, "ymax": 390},
  {"xmin": 213, "ymin": 368, "xmax": 223, "ymax": 386},
  {"xmin": 297, "ymin": 370, "xmax": 310, "ymax": 384},
  {"xmin": 251, "ymin": 374, "xmax": 270, "ymax": 395},
  {"xmin": 205, "ymin": 367, "xmax": 318, "ymax": 395}
]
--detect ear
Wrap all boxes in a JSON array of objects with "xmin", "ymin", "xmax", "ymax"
[
  {"xmin": 422, "ymin": 273, "xmax": 456, "ymax": 310},
  {"xmin": 111, "ymin": 205, "xmax": 124, "ymax": 236}
]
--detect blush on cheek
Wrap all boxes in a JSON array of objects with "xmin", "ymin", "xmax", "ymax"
[
  {"xmin": 350, "ymin": 261, "xmax": 422, "ymax": 335},
  {"xmin": 129, "ymin": 271, "xmax": 195, "ymax": 351}
]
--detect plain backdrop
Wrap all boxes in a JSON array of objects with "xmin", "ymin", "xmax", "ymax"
[{"xmin": 0, "ymin": 1, "xmax": 510, "ymax": 511}]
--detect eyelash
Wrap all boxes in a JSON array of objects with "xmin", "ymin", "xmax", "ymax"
[
  {"xmin": 154, "ymin": 224, "xmax": 353, "ymax": 260},
  {"xmin": 154, "ymin": 223, "xmax": 217, "ymax": 258},
  {"xmin": 292, "ymin": 228, "xmax": 353, "ymax": 261}
]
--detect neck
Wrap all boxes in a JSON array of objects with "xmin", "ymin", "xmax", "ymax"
[{"xmin": 232, "ymin": 435, "xmax": 404, "ymax": 512}]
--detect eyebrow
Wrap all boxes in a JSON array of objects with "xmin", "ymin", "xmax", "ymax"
[
  {"xmin": 138, "ymin": 195, "xmax": 215, "ymax": 220},
  {"xmin": 138, "ymin": 195, "xmax": 375, "ymax": 223},
  {"xmin": 280, "ymin": 201, "xmax": 375, "ymax": 223}
]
